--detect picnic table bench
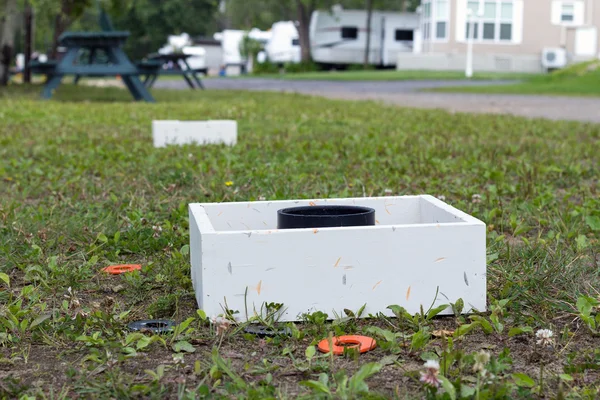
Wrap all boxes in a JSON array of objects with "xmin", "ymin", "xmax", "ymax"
[
  {"xmin": 29, "ymin": 60, "xmax": 58, "ymax": 78},
  {"xmin": 37, "ymin": 31, "xmax": 157, "ymax": 102},
  {"xmin": 139, "ymin": 53, "xmax": 206, "ymax": 89}
]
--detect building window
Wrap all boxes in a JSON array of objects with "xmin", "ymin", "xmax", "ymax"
[
  {"xmin": 483, "ymin": 22, "xmax": 495, "ymax": 39},
  {"xmin": 341, "ymin": 27, "xmax": 358, "ymax": 39},
  {"xmin": 561, "ymin": 3, "xmax": 574, "ymax": 21},
  {"xmin": 292, "ymin": 38, "xmax": 299, "ymax": 46},
  {"xmin": 423, "ymin": 2, "xmax": 431, "ymax": 18},
  {"xmin": 466, "ymin": 22, "xmax": 479, "ymax": 39},
  {"xmin": 436, "ymin": 22, "xmax": 447, "ymax": 39},
  {"xmin": 395, "ymin": 29, "xmax": 414, "ymax": 41},
  {"xmin": 551, "ymin": 1, "xmax": 584, "ymax": 26},
  {"xmin": 465, "ymin": 0, "xmax": 513, "ymax": 42},
  {"xmin": 499, "ymin": 23, "xmax": 512, "ymax": 40},
  {"xmin": 421, "ymin": 0, "xmax": 449, "ymax": 41}
]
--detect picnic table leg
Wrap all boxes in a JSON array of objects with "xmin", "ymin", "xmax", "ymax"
[
  {"xmin": 131, "ymin": 76, "xmax": 155, "ymax": 102},
  {"xmin": 42, "ymin": 75, "xmax": 64, "ymax": 99},
  {"xmin": 142, "ymin": 74, "xmax": 151, "ymax": 87},
  {"xmin": 106, "ymin": 47, "xmax": 155, "ymax": 102},
  {"xmin": 120, "ymin": 76, "xmax": 142, "ymax": 100},
  {"xmin": 147, "ymin": 74, "xmax": 158, "ymax": 88},
  {"xmin": 122, "ymin": 76, "xmax": 156, "ymax": 102},
  {"xmin": 182, "ymin": 59, "xmax": 205, "ymax": 90},
  {"xmin": 40, "ymin": 46, "xmax": 80, "ymax": 100},
  {"xmin": 126, "ymin": 76, "xmax": 155, "ymax": 102},
  {"xmin": 176, "ymin": 60, "xmax": 196, "ymax": 89},
  {"xmin": 191, "ymin": 72, "xmax": 205, "ymax": 90},
  {"xmin": 181, "ymin": 59, "xmax": 205, "ymax": 89},
  {"xmin": 182, "ymin": 72, "xmax": 196, "ymax": 89}
]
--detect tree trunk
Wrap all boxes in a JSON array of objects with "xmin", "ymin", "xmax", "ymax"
[
  {"xmin": 24, "ymin": 2, "xmax": 33, "ymax": 83},
  {"xmin": 0, "ymin": 0, "xmax": 18, "ymax": 86},
  {"xmin": 363, "ymin": 0, "xmax": 373, "ymax": 68},
  {"xmin": 51, "ymin": 1, "xmax": 75, "ymax": 59},
  {"xmin": 51, "ymin": 14, "xmax": 71, "ymax": 59},
  {"xmin": 295, "ymin": 0, "xmax": 313, "ymax": 63}
]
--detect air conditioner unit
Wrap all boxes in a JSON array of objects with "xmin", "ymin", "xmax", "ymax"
[{"xmin": 542, "ymin": 47, "xmax": 568, "ymax": 69}]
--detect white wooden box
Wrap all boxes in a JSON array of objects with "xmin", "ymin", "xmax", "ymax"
[
  {"xmin": 152, "ymin": 120, "xmax": 237, "ymax": 148},
  {"xmin": 189, "ymin": 195, "xmax": 486, "ymax": 322}
]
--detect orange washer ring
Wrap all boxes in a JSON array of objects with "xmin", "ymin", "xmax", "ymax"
[
  {"xmin": 317, "ymin": 335, "xmax": 377, "ymax": 355},
  {"xmin": 102, "ymin": 264, "xmax": 142, "ymax": 275}
]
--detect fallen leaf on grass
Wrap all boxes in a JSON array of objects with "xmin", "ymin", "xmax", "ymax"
[{"xmin": 432, "ymin": 329, "xmax": 455, "ymax": 337}]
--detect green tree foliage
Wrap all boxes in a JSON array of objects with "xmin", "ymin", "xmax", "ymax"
[
  {"xmin": 219, "ymin": 0, "xmax": 293, "ymax": 31},
  {"xmin": 18, "ymin": 0, "xmax": 93, "ymax": 56},
  {"xmin": 108, "ymin": 0, "xmax": 218, "ymax": 60},
  {"xmin": 20, "ymin": 0, "xmax": 216, "ymax": 60}
]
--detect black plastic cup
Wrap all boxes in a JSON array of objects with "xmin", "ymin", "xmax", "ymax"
[{"xmin": 277, "ymin": 205, "xmax": 376, "ymax": 229}]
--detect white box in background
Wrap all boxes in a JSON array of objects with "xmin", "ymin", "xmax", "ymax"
[
  {"xmin": 152, "ymin": 120, "xmax": 237, "ymax": 148},
  {"xmin": 189, "ymin": 195, "xmax": 486, "ymax": 322}
]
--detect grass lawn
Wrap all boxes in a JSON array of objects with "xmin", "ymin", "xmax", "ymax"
[
  {"xmin": 246, "ymin": 69, "xmax": 534, "ymax": 81},
  {"xmin": 1, "ymin": 84, "xmax": 599, "ymax": 399},
  {"xmin": 432, "ymin": 61, "xmax": 600, "ymax": 97}
]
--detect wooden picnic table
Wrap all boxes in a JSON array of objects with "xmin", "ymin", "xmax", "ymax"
[
  {"xmin": 37, "ymin": 31, "xmax": 156, "ymax": 102},
  {"xmin": 139, "ymin": 53, "xmax": 206, "ymax": 90}
]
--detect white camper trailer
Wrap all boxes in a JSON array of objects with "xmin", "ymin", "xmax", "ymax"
[
  {"xmin": 265, "ymin": 21, "xmax": 301, "ymax": 64},
  {"xmin": 214, "ymin": 28, "xmax": 272, "ymax": 73},
  {"xmin": 309, "ymin": 8, "xmax": 421, "ymax": 67},
  {"xmin": 214, "ymin": 30, "xmax": 245, "ymax": 66}
]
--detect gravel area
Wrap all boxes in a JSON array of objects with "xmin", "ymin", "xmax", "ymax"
[{"xmin": 154, "ymin": 78, "xmax": 600, "ymax": 123}]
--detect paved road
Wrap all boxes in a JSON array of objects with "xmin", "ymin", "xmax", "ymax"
[{"xmin": 155, "ymin": 78, "xmax": 600, "ymax": 124}]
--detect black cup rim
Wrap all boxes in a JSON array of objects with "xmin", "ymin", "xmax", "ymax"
[
  {"xmin": 277, "ymin": 205, "xmax": 376, "ymax": 229},
  {"xmin": 277, "ymin": 205, "xmax": 375, "ymax": 218}
]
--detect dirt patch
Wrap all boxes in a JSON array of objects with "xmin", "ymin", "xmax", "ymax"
[{"xmin": 2, "ymin": 318, "xmax": 599, "ymax": 398}]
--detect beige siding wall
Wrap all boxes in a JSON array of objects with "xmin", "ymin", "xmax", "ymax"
[{"xmin": 423, "ymin": 0, "xmax": 598, "ymax": 57}]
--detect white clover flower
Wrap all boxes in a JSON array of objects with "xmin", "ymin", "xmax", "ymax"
[
  {"xmin": 420, "ymin": 360, "xmax": 441, "ymax": 387},
  {"xmin": 535, "ymin": 329, "xmax": 554, "ymax": 346},
  {"xmin": 211, "ymin": 316, "xmax": 232, "ymax": 336},
  {"xmin": 473, "ymin": 350, "xmax": 491, "ymax": 373},
  {"xmin": 472, "ymin": 194, "xmax": 482, "ymax": 204}
]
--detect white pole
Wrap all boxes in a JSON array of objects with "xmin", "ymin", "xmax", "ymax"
[{"xmin": 465, "ymin": 8, "xmax": 474, "ymax": 78}]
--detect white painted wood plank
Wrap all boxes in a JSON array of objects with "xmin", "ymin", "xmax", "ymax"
[{"xmin": 152, "ymin": 120, "xmax": 237, "ymax": 148}]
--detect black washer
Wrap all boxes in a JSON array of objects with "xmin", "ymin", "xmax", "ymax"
[{"xmin": 127, "ymin": 319, "xmax": 175, "ymax": 334}]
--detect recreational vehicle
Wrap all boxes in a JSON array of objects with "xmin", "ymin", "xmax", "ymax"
[
  {"xmin": 190, "ymin": 37, "xmax": 222, "ymax": 73},
  {"xmin": 264, "ymin": 21, "xmax": 301, "ymax": 64},
  {"xmin": 214, "ymin": 29, "xmax": 271, "ymax": 73},
  {"xmin": 309, "ymin": 8, "xmax": 421, "ymax": 67}
]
